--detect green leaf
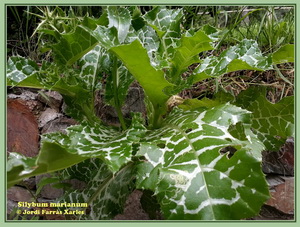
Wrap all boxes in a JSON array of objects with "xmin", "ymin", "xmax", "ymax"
[
  {"xmin": 58, "ymin": 159, "xmax": 134, "ymax": 220},
  {"xmin": 105, "ymin": 64, "xmax": 134, "ymax": 107},
  {"xmin": 193, "ymin": 39, "xmax": 273, "ymax": 83},
  {"xmin": 170, "ymin": 29, "xmax": 213, "ymax": 80},
  {"xmin": 7, "ymin": 56, "xmax": 44, "ymax": 88},
  {"xmin": 36, "ymin": 177, "xmax": 60, "ymax": 195},
  {"xmin": 235, "ymin": 87, "xmax": 294, "ymax": 151},
  {"xmin": 7, "ymin": 114, "xmax": 146, "ymax": 188},
  {"xmin": 107, "ymin": 6, "xmax": 131, "ymax": 43},
  {"xmin": 125, "ymin": 25, "xmax": 160, "ymax": 68},
  {"xmin": 7, "ymin": 142, "xmax": 87, "ymax": 188},
  {"xmin": 43, "ymin": 113, "xmax": 146, "ymax": 173},
  {"xmin": 110, "ymin": 40, "xmax": 173, "ymax": 116},
  {"xmin": 136, "ymin": 106, "xmax": 269, "ymax": 220},
  {"xmin": 51, "ymin": 25, "xmax": 98, "ymax": 66},
  {"xmin": 201, "ymin": 24, "xmax": 224, "ymax": 41},
  {"xmin": 144, "ymin": 7, "xmax": 183, "ymax": 61},
  {"xmin": 6, "ymin": 50, "xmax": 103, "ymax": 123},
  {"xmin": 272, "ymin": 44, "xmax": 294, "ymax": 64}
]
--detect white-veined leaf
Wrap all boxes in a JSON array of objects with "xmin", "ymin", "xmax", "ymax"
[
  {"xmin": 143, "ymin": 6, "xmax": 183, "ymax": 62},
  {"xmin": 7, "ymin": 56, "xmax": 44, "ymax": 88},
  {"xmin": 235, "ymin": 86, "xmax": 294, "ymax": 151},
  {"xmin": 107, "ymin": 6, "xmax": 131, "ymax": 43},
  {"xmin": 57, "ymin": 159, "xmax": 134, "ymax": 220},
  {"xmin": 104, "ymin": 64, "xmax": 134, "ymax": 107},
  {"xmin": 7, "ymin": 113, "xmax": 146, "ymax": 188},
  {"xmin": 43, "ymin": 113, "xmax": 146, "ymax": 173},
  {"xmin": 193, "ymin": 39, "xmax": 273, "ymax": 82},
  {"xmin": 136, "ymin": 105, "xmax": 269, "ymax": 220},
  {"xmin": 125, "ymin": 25, "xmax": 161, "ymax": 68}
]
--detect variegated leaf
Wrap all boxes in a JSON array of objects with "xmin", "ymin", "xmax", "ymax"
[
  {"xmin": 143, "ymin": 6, "xmax": 183, "ymax": 61},
  {"xmin": 7, "ymin": 114, "xmax": 146, "ymax": 188},
  {"xmin": 58, "ymin": 159, "xmax": 134, "ymax": 220},
  {"xmin": 169, "ymin": 29, "xmax": 213, "ymax": 80},
  {"xmin": 7, "ymin": 152, "xmax": 37, "ymax": 188},
  {"xmin": 7, "ymin": 142, "xmax": 87, "ymax": 188},
  {"xmin": 125, "ymin": 25, "xmax": 161, "ymax": 68},
  {"xmin": 235, "ymin": 86, "xmax": 294, "ymax": 151},
  {"xmin": 193, "ymin": 39, "xmax": 273, "ymax": 82},
  {"xmin": 105, "ymin": 64, "xmax": 134, "ymax": 107},
  {"xmin": 6, "ymin": 47, "xmax": 105, "ymax": 123},
  {"xmin": 77, "ymin": 44, "xmax": 107, "ymax": 90},
  {"xmin": 110, "ymin": 40, "xmax": 173, "ymax": 120},
  {"xmin": 136, "ymin": 105, "xmax": 269, "ymax": 220},
  {"xmin": 107, "ymin": 6, "xmax": 131, "ymax": 43},
  {"xmin": 51, "ymin": 25, "xmax": 99, "ymax": 66},
  {"xmin": 43, "ymin": 113, "xmax": 146, "ymax": 173},
  {"xmin": 7, "ymin": 56, "xmax": 44, "ymax": 88}
]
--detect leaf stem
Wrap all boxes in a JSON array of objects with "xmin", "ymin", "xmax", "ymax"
[{"xmin": 112, "ymin": 55, "xmax": 127, "ymax": 130}]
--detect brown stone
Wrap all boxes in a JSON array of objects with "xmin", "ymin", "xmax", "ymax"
[
  {"xmin": 41, "ymin": 117, "xmax": 77, "ymax": 134},
  {"xmin": 7, "ymin": 186, "xmax": 34, "ymax": 202},
  {"xmin": 67, "ymin": 178, "xmax": 87, "ymax": 191},
  {"xmin": 266, "ymin": 176, "xmax": 294, "ymax": 214},
  {"xmin": 37, "ymin": 91, "xmax": 63, "ymax": 112},
  {"xmin": 7, "ymin": 99, "xmax": 39, "ymax": 157},
  {"xmin": 38, "ymin": 108, "xmax": 62, "ymax": 128},
  {"xmin": 7, "ymin": 89, "xmax": 44, "ymax": 117},
  {"xmin": 249, "ymin": 205, "xmax": 294, "ymax": 220},
  {"xmin": 262, "ymin": 137, "xmax": 294, "ymax": 176},
  {"xmin": 22, "ymin": 177, "xmax": 36, "ymax": 190},
  {"xmin": 35, "ymin": 174, "xmax": 64, "ymax": 199}
]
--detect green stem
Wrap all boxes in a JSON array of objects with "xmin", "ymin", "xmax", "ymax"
[
  {"xmin": 112, "ymin": 55, "xmax": 127, "ymax": 130},
  {"xmin": 152, "ymin": 108, "xmax": 163, "ymax": 129},
  {"xmin": 274, "ymin": 65, "xmax": 293, "ymax": 86}
]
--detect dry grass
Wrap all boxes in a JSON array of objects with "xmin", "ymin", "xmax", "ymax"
[{"xmin": 179, "ymin": 63, "xmax": 294, "ymax": 103}]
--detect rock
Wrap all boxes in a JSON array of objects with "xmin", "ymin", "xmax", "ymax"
[
  {"xmin": 41, "ymin": 117, "xmax": 77, "ymax": 134},
  {"xmin": 122, "ymin": 86, "xmax": 146, "ymax": 118},
  {"xmin": 7, "ymin": 186, "xmax": 35, "ymax": 202},
  {"xmin": 249, "ymin": 205, "xmax": 294, "ymax": 220},
  {"xmin": 265, "ymin": 176, "xmax": 294, "ymax": 214},
  {"xmin": 38, "ymin": 108, "xmax": 62, "ymax": 128},
  {"xmin": 7, "ymin": 200, "xmax": 19, "ymax": 215},
  {"xmin": 38, "ymin": 91, "xmax": 63, "ymax": 112},
  {"xmin": 8, "ymin": 90, "xmax": 44, "ymax": 116},
  {"xmin": 7, "ymin": 89, "xmax": 38, "ymax": 100},
  {"xmin": 98, "ymin": 105, "xmax": 120, "ymax": 126},
  {"xmin": 67, "ymin": 179, "xmax": 87, "ymax": 191},
  {"xmin": 7, "ymin": 99, "xmax": 39, "ymax": 157},
  {"xmin": 22, "ymin": 177, "xmax": 37, "ymax": 190},
  {"xmin": 113, "ymin": 190, "xmax": 150, "ymax": 220},
  {"xmin": 262, "ymin": 137, "xmax": 294, "ymax": 176},
  {"xmin": 24, "ymin": 100, "xmax": 44, "ymax": 116},
  {"xmin": 95, "ymin": 84, "xmax": 146, "ymax": 127},
  {"xmin": 35, "ymin": 174, "xmax": 64, "ymax": 200}
]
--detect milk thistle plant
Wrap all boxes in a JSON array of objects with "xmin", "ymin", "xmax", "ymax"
[{"xmin": 7, "ymin": 6, "xmax": 294, "ymax": 220}]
